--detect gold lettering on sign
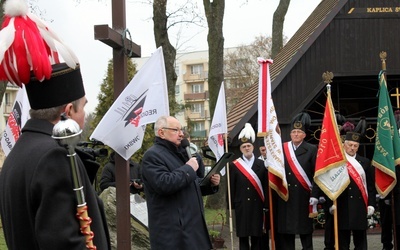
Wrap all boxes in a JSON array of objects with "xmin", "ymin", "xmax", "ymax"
[{"xmin": 367, "ymin": 7, "xmax": 393, "ymax": 13}]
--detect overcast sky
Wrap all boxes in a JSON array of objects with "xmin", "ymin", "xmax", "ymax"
[{"xmin": 34, "ymin": 0, "xmax": 321, "ymax": 113}]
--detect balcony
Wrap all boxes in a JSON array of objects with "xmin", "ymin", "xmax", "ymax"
[
  {"xmin": 184, "ymin": 91, "xmax": 209, "ymax": 101},
  {"xmin": 183, "ymin": 71, "xmax": 208, "ymax": 81},
  {"xmin": 187, "ymin": 110, "xmax": 209, "ymax": 121},
  {"xmin": 3, "ymin": 103, "xmax": 13, "ymax": 114}
]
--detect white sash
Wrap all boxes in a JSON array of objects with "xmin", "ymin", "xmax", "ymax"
[
  {"xmin": 233, "ymin": 158, "xmax": 265, "ymax": 201},
  {"xmin": 346, "ymin": 154, "xmax": 368, "ymax": 206},
  {"xmin": 284, "ymin": 141, "xmax": 312, "ymax": 191}
]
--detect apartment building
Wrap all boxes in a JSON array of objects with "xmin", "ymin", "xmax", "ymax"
[
  {"xmin": 0, "ymin": 83, "xmax": 19, "ymax": 132},
  {"xmin": 133, "ymin": 49, "xmax": 209, "ymax": 149},
  {"xmin": 132, "ymin": 47, "xmax": 245, "ymax": 152}
]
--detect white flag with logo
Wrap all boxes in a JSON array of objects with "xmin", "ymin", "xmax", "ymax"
[
  {"xmin": 1, "ymin": 85, "xmax": 30, "ymax": 156},
  {"xmin": 90, "ymin": 47, "xmax": 169, "ymax": 160},
  {"xmin": 208, "ymin": 83, "xmax": 227, "ymax": 174}
]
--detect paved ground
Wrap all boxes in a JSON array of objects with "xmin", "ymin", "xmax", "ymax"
[{"xmin": 216, "ymin": 227, "xmax": 383, "ymax": 249}]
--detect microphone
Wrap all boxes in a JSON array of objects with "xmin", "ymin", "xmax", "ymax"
[{"xmin": 181, "ymin": 138, "xmax": 193, "ymax": 159}]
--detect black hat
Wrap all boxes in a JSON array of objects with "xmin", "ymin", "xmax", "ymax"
[
  {"xmin": 291, "ymin": 112, "xmax": 311, "ymax": 132},
  {"xmin": 345, "ymin": 131, "xmax": 361, "ymax": 143},
  {"xmin": 343, "ymin": 117, "xmax": 366, "ymax": 143},
  {"xmin": 238, "ymin": 123, "xmax": 255, "ymax": 145},
  {"xmin": 26, "ymin": 63, "xmax": 85, "ymax": 109},
  {"xmin": 0, "ymin": 0, "xmax": 82, "ymax": 109}
]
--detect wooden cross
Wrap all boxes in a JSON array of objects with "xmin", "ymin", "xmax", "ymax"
[
  {"xmin": 94, "ymin": 2, "xmax": 141, "ymax": 250},
  {"xmin": 391, "ymin": 87, "xmax": 400, "ymax": 109}
]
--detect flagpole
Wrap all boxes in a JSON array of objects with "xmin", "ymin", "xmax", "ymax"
[
  {"xmin": 391, "ymin": 192, "xmax": 397, "ymax": 250},
  {"xmin": 334, "ymin": 200, "xmax": 339, "ymax": 250},
  {"xmin": 268, "ymin": 185, "xmax": 276, "ymax": 250},
  {"xmin": 381, "ymin": 51, "xmax": 398, "ymax": 250},
  {"xmin": 224, "ymin": 133, "xmax": 234, "ymax": 250}
]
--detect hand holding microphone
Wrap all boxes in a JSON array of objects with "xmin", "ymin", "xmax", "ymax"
[{"xmin": 181, "ymin": 138, "xmax": 198, "ymax": 171}]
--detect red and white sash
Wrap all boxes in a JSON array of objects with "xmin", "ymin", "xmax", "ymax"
[
  {"xmin": 283, "ymin": 142, "xmax": 312, "ymax": 191},
  {"xmin": 284, "ymin": 142, "xmax": 317, "ymax": 217},
  {"xmin": 346, "ymin": 154, "xmax": 368, "ymax": 208},
  {"xmin": 233, "ymin": 158, "xmax": 265, "ymax": 202}
]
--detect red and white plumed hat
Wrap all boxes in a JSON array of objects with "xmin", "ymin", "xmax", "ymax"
[{"xmin": 0, "ymin": 0, "xmax": 84, "ymax": 109}]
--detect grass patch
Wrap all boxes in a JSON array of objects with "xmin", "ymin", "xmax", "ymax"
[
  {"xmin": 205, "ymin": 208, "xmax": 225, "ymax": 226},
  {"xmin": 0, "ymin": 218, "xmax": 7, "ymax": 249}
]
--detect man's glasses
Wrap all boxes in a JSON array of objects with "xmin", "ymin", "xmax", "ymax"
[{"xmin": 162, "ymin": 127, "xmax": 183, "ymax": 133}]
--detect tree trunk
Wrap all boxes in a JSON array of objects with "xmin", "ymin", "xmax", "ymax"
[
  {"xmin": 0, "ymin": 3, "xmax": 7, "ymax": 106},
  {"xmin": 271, "ymin": 0, "xmax": 290, "ymax": 58},
  {"xmin": 153, "ymin": 0, "xmax": 178, "ymax": 115},
  {"xmin": 203, "ymin": 0, "xmax": 225, "ymax": 209},
  {"xmin": 203, "ymin": 0, "xmax": 225, "ymax": 118}
]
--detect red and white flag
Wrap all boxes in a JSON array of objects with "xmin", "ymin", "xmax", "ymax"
[
  {"xmin": 257, "ymin": 58, "xmax": 288, "ymax": 201},
  {"xmin": 1, "ymin": 86, "xmax": 30, "ymax": 156},
  {"xmin": 314, "ymin": 85, "xmax": 349, "ymax": 201},
  {"xmin": 208, "ymin": 83, "xmax": 227, "ymax": 174},
  {"xmin": 90, "ymin": 47, "xmax": 169, "ymax": 160}
]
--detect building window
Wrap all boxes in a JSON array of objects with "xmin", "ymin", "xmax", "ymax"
[
  {"xmin": 193, "ymin": 122, "xmax": 204, "ymax": 131},
  {"xmin": 175, "ymin": 64, "xmax": 179, "ymax": 76},
  {"xmin": 190, "ymin": 64, "xmax": 203, "ymax": 75},
  {"xmin": 191, "ymin": 84, "xmax": 204, "ymax": 93},
  {"xmin": 5, "ymin": 93, "xmax": 11, "ymax": 106},
  {"xmin": 191, "ymin": 103, "xmax": 204, "ymax": 114},
  {"xmin": 175, "ymin": 85, "xmax": 180, "ymax": 95}
]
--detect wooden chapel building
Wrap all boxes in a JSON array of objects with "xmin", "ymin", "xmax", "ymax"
[{"xmin": 227, "ymin": 0, "xmax": 400, "ymax": 159}]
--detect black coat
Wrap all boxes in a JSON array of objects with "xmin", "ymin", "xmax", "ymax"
[
  {"xmin": 141, "ymin": 137, "xmax": 214, "ymax": 250},
  {"xmin": 0, "ymin": 119, "xmax": 110, "ymax": 250},
  {"xmin": 278, "ymin": 141, "xmax": 317, "ymax": 234},
  {"xmin": 99, "ymin": 152, "xmax": 143, "ymax": 194},
  {"xmin": 229, "ymin": 156, "xmax": 269, "ymax": 237},
  {"xmin": 328, "ymin": 154, "xmax": 375, "ymax": 230}
]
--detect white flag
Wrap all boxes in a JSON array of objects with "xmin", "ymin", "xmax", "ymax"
[
  {"xmin": 90, "ymin": 47, "xmax": 169, "ymax": 160},
  {"xmin": 1, "ymin": 86, "xmax": 30, "ymax": 156},
  {"xmin": 208, "ymin": 83, "xmax": 227, "ymax": 174},
  {"xmin": 257, "ymin": 58, "xmax": 288, "ymax": 201}
]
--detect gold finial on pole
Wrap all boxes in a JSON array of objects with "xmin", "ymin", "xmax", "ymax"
[
  {"xmin": 380, "ymin": 51, "xmax": 387, "ymax": 70},
  {"xmin": 322, "ymin": 71, "xmax": 334, "ymax": 84},
  {"xmin": 322, "ymin": 71, "xmax": 334, "ymax": 92}
]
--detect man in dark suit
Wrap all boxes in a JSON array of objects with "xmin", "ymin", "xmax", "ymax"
[
  {"xmin": 326, "ymin": 131, "xmax": 376, "ymax": 250},
  {"xmin": 229, "ymin": 123, "xmax": 269, "ymax": 250},
  {"xmin": 277, "ymin": 112, "xmax": 317, "ymax": 250}
]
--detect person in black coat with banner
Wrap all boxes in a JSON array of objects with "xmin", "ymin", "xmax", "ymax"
[
  {"xmin": 229, "ymin": 123, "xmax": 269, "ymax": 250},
  {"xmin": 277, "ymin": 112, "xmax": 318, "ymax": 250},
  {"xmin": 326, "ymin": 128, "xmax": 376, "ymax": 250}
]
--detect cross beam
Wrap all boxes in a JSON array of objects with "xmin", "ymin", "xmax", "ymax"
[
  {"xmin": 94, "ymin": 1, "xmax": 141, "ymax": 249},
  {"xmin": 391, "ymin": 87, "xmax": 400, "ymax": 109},
  {"xmin": 94, "ymin": 24, "xmax": 140, "ymax": 57}
]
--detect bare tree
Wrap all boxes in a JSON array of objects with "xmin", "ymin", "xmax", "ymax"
[
  {"xmin": 271, "ymin": 0, "xmax": 290, "ymax": 57},
  {"xmin": 153, "ymin": 0, "xmax": 178, "ymax": 115},
  {"xmin": 152, "ymin": 0, "xmax": 205, "ymax": 115},
  {"xmin": 203, "ymin": 0, "xmax": 224, "ymax": 119},
  {"xmin": 0, "ymin": 2, "xmax": 6, "ymax": 107},
  {"xmin": 224, "ymin": 35, "xmax": 276, "ymax": 112}
]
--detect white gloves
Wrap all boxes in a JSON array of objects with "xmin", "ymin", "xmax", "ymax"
[
  {"xmin": 309, "ymin": 197, "xmax": 318, "ymax": 206},
  {"xmin": 328, "ymin": 205, "xmax": 374, "ymax": 216},
  {"xmin": 319, "ymin": 196, "xmax": 326, "ymax": 203},
  {"xmin": 329, "ymin": 205, "xmax": 336, "ymax": 214},
  {"xmin": 367, "ymin": 206, "xmax": 375, "ymax": 217}
]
